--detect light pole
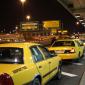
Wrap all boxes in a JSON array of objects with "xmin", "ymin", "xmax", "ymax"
[
  {"xmin": 20, "ymin": 0, "xmax": 26, "ymax": 5},
  {"xmin": 20, "ymin": 0, "xmax": 26, "ymax": 21}
]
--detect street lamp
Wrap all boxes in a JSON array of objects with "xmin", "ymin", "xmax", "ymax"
[
  {"xmin": 26, "ymin": 15, "xmax": 31, "ymax": 21},
  {"xmin": 20, "ymin": 0, "xmax": 26, "ymax": 21},
  {"xmin": 20, "ymin": 0, "xmax": 26, "ymax": 5}
]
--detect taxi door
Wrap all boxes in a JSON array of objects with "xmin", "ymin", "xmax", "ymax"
[
  {"xmin": 38, "ymin": 46, "xmax": 59, "ymax": 80},
  {"xmin": 30, "ymin": 46, "xmax": 50, "ymax": 85}
]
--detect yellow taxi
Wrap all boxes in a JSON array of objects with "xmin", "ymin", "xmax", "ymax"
[
  {"xmin": 48, "ymin": 39, "xmax": 83, "ymax": 61},
  {"xmin": 0, "ymin": 42, "xmax": 61, "ymax": 85},
  {"xmin": 74, "ymin": 39, "xmax": 85, "ymax": 57}
]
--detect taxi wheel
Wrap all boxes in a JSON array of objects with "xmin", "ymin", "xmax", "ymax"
[
  {"xmin": 32, "ymin": 78, "xmax": 41, "ymax": 85},
  {"xmin": 57, "ymin": 65, "xmax": 62, "ymax": 80}
]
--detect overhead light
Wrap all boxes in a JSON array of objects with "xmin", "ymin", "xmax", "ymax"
[
  {"xmin": 75, "ymin": 14, "xmax": 80, "ymax": 18},
  {"xmin": 76, "ymin": 21, "xmax": 80, "ymax": 25},
  {"xmin": 75, "ymin": 16, "xmax": 80, "ymax": 18},
  {"xmin": 79, "ymin": 19, "xmax": 83, "ymax": 22},
  {"xmin": 81, "ymin": 22, "xmax": 85, "ymax": 25}
]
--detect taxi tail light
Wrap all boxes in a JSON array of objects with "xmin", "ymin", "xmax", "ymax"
[
  {"xmin": 64, "ymin": 48, "xmax": 75, "ymax": 53},
  {"xmin": 0, "ymin": 73, "xmax": 14, "ymax": 85},
  {"xmin": 70, "ymin": 48, "xmax": 75, "ymax": 53}
]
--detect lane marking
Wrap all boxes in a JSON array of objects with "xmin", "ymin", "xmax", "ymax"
[
  {"xmin": 62, "ymin": 71, "xmax": 78, "ymax": 77},
  {"xmin": 79, "ymin": 72, "xmax": 85, "ymax": 85},
  {"xmin": 73, "ymin": 63, "xmax": 83, "ymax": 66}
]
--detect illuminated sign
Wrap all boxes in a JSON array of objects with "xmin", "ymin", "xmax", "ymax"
[
  {"xmin": 21, "ymin": 22, "xmax": 39, "ymax": 30},
  {"xmin": 43, "ymin": 20, "xmax": 60, "ymax": 28}
]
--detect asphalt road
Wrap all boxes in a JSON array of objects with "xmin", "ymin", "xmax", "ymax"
[{"xmin": 47, "ymin": 53, "xmax": 85, "ymax": 85}]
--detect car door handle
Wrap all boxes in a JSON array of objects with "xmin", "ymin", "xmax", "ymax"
[
  {"xmin": 49, "ymin": 62, "xmax": 51, "ymax": 64},
  {"xmin": 39, "ymin": 66, "xmax": 42, "ymax": 68}
]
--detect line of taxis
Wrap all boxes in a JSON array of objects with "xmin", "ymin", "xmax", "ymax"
[
  {"xmin": 48, "ymin": 39, "xmax": 85, "ymax": 61},
  {"xmin": 0, "ymin": 38, "xmax": 84, "ymax": 85}
]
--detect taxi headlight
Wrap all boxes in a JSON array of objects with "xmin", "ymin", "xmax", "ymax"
[{"xmin": 64, "ymin": 48, "xmax": 75, "ymax": 53}]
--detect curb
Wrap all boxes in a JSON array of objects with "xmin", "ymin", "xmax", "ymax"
[{"xmin": 79, "ymin": 72, "xmax": 85, "ymax": 85}]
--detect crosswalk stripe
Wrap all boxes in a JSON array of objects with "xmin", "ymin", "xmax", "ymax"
[{"xmin": 62, "ymin": 71, "xmax": 78, "ymax": 77}]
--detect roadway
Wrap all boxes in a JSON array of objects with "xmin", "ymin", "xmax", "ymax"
[{"xmin": 47, "ymin": 53, "xmax": 85, "ymax": 85}]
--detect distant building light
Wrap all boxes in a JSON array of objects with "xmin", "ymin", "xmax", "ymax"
[
  {"xmin": 15, "ymin": 26, "xmax": 18, "ymax": 30},
  {"xmin": 75, "ymin": 16, "xmax": 80, "ymax": 18},
  {"xmin": 81, "ymin": 22, "xmax": 85, "ymax": 25},
  {"xmin": 75, "ymin": 14, "xmax": 80, "ymax": 18},
  {"xmin": 79, "ymin": 19, "xmax": 83, "ymax": 22},
  {"xmin": 76, "ymin": 21, "xmax": 80, "ymax": 25}
]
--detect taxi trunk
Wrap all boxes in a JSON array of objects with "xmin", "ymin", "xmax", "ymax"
[{"xmin": 49, "ymin": 46, "xmax": 78, "ymax": 60}]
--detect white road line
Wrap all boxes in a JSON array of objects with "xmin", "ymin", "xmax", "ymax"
[
  {"xmin": 62, "ymin": 71, "xmax": 78, "ymax": 77},
  {"xmin": 73, "ymin": 63, "xmax": 83, "ymax": 66},
  {"xmin": 79, "ymin": 72, "xmax": 85, "ymax": 85}
]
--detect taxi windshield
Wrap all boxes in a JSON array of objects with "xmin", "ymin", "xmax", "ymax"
[
  {"xmin": 0, "ymin": 47, "xmax": 23, "ymax": 64},
  {"xmin": 52, "ymin": 41, "xmax": 75, "ymax": 47}
]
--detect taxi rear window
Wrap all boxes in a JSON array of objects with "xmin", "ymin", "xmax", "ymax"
[
  {"xmin": 0, "ymin": 47, "xmax": 23, "ymax": 64},
  {"xmin": 52, "ymin": 41, "xmax": 75, "ymax": 47}
]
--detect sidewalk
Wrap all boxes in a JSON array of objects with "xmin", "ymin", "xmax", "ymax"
[{"xmin": 79, "ymin": 72, "xmax": 85, "ymax": 85}]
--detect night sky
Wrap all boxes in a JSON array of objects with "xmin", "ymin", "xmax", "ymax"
[{"xmin": 0, "ymin": 0, "xmax": 84, "ymax": 33}]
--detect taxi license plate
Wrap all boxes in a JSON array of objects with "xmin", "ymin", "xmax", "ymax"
[{"xmin": 55, "ymin": 50, "xmax": 64, "ymax": 53}]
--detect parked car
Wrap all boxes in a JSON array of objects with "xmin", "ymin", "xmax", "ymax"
[
  {"xmin": 0, "ymin": 42, "xmax": 62, "ymax": 85},
  {"xmin": 48, "ymin": 39, "xmax": 83, "ymax": 61},
  {"xmin": 74, "ymin": 39, "xmax": 85, "ymax": 57}
]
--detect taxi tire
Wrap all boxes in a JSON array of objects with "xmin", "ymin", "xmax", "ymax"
[
  {"xmin": 57, "ymin": 65, "xmax": 62, "ymax": 80},
  {"xmin": 32, "ymin": 78, "xmax": 41, "ymax": 85}
]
